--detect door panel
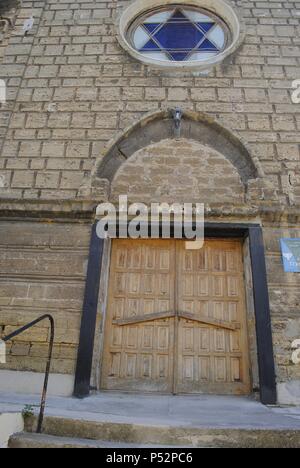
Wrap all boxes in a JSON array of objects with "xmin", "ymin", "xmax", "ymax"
[
  {"xmin": 176, "ymin": 240, "xmax": 251, "ymax": 394},
  {"xmin": 101, "ymin": 239, "xmax": 175, "ymax": 392},
  {"xmin": 101, "ymin": 239, "xmax": 251, "ymax": 395}
]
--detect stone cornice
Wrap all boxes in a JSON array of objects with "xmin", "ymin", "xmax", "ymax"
[{"xmin": 0, "ymin": 198, "xmax": 299, "ymax": 226}]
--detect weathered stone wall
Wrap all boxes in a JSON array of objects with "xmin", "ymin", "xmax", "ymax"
[
  {"xmin": 264, "ymin": 224, "xmax": 300, "ymax": 402},
  {"xmin": 0, "ymin": 0, "xmax": 298, "ymax": 204},
  {"xmin": 111, "ymin": 138, "xmax": 246, "ymax": 204},
  {"xmin": 0, "ymin": 1, "xmax": 21, "ymax": 63},
  {"xmin": 0, "ymin": 221, "xmax": 91, "ymax": 374},
  {"xmin": 0, "ymin": 0, "xmax": 22, "ymax": 159},
  {"xmin": 0, "ymin": 0, "xmax": 298, "ymax": 399}
]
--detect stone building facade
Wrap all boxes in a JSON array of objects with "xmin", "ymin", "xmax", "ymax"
[{"xmin": 0, "ymin": 0, "xmax": 299, "ymax": 403}]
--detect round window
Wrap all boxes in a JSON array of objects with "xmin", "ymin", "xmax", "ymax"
[
  {"xmin": 118, "ymin": 1, "xmax": 242, "ymax": 70},
  {"xmin": 129, "ymin": 6, "xmax": 229, "ymax": 63}
]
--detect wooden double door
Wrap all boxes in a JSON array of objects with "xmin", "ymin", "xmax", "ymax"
[{"xmin": 101, "ymin": 239, "xmax": 251, "ymax": 395}]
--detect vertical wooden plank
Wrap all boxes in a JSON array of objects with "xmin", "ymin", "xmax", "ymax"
[
  {"xmin": 249, "ymin": 226, "xmax": 277, "ymax": 405},
  {"xmin": 73, "ymin": 223, "xmax": 104, "ymax": 398}
]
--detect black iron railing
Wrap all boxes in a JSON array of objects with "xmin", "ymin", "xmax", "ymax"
[{"xmin": 2, "ymin": 314, "xmax": 55, "ymax": 433}]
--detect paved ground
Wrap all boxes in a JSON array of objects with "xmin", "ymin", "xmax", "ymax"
[{"xmin": 0, "ymin": 392, "xmax": 300, "ymax": 430}]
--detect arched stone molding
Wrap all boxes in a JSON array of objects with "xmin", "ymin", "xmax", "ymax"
[{"xmin": 84, "ymin": 110, "xmax": 264, "ymax": 202}]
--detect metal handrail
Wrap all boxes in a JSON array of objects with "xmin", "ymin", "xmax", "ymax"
[{"xmin": 2, "ymin": 314, "xmax": 55, "ymax": 433}]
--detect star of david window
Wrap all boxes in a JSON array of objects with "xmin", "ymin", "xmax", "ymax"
[{"xmin": 130, "ymin": 6, "xmax": 229, "ymax": 62}]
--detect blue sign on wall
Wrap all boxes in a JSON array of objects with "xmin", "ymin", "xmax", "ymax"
[{"xmin": 280, "ymin": 238, "xmax": 300, "ymax": 273}]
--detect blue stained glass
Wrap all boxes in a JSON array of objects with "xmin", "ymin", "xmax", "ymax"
[
  {"xmin": 198, "ymin": 38, "xmax": 219, "ymax": 51},
  {"xmin": 143, "ymin": 23, "xmax": 161, "ymax": 34},
  {"xmin": 136, "ymin": 8, "xmax": 224, "ymax": 62},
  {"xmin": 171, "ymin": 11, "xmax": 188, "ymax": 22},
  {"xmin": 197, "ymin": 22, "xmax": 215, "ymax": 34},
  {"xmin": 168, "ymin": 52, "xmax": 190, "ymax": 61},
  {"xmin": 141, "ymin": 38, "xmax": 160, "ymax": 51},
  {"xmin": 154, "ymin": 23, "xmax": 204, "ymax": 50}
]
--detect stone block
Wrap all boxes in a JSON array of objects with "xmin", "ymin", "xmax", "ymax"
[
  {"xmin": 35, "ymin": 171, "xmax": 60, "ymax": 189},
  {"xmin": 60, "ymin": 171, "xmax": 84, "ymax": 190},
  {"xmin": 11, "ymin": 171, "xmax": 34, "ymax": 189}
]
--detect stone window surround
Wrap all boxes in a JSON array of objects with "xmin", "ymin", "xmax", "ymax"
[{"xmin": 117, "ymin": 0, "xmax": 244, "ymax": 71}]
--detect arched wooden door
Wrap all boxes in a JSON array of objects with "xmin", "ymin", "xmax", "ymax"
[{"xmin": 101, "ymin": 239, "xmax": 251, "ymax": 395}]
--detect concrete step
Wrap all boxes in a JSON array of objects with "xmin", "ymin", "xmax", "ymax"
[
  {"xmin": 9, "ymin": 432, "xmax": 180, "ymax": 449},
  {"xmin": 23, "ymin": 415, "xmax": 300, "ymax": 448}
]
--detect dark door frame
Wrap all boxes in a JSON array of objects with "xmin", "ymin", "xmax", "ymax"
[{"xmin": 74, "ymin": 222, "xmax": 277, "ymax": 405}]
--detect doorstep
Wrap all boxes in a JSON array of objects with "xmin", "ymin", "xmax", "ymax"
[{"xmin": 1, "ymin": 392, "xmax": 300, "ymax": 448}]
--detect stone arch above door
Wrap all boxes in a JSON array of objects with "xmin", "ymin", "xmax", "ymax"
[{"xmin": 84, "ymin": 110, "xmax": 265, "ymax": 203}]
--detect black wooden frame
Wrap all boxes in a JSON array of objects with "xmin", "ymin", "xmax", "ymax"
[
  {"xmin": 74, "ymin": 224, "xmax": 104, "ymax": 398},
  {"xmin": 74, "ymin": 222, "xmax": 277, "ymax": 405}
]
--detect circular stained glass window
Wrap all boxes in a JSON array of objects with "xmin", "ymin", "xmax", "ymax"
[{"xmin": 128, "ymin": 6, "xmax": 229, "ymax": 63}]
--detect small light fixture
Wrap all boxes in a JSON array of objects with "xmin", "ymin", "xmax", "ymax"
[{"xmin": 172, "ymin": 107, "xmax": 183, "ymax": 138}]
